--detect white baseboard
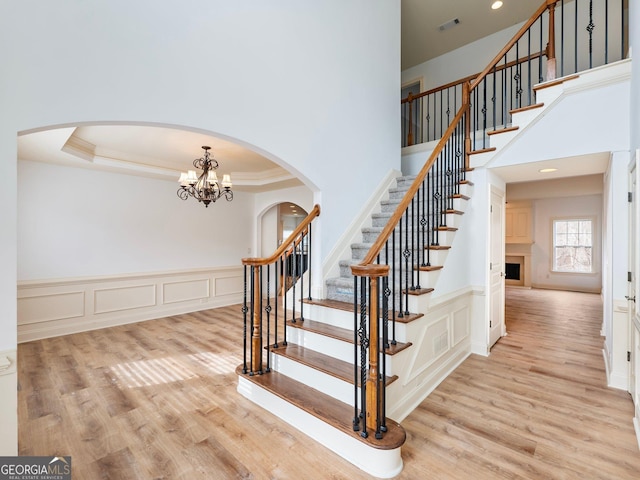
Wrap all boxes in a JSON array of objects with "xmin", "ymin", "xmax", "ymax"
[
  {"xmin": 18, "ymin": 266, "xmax": 243, "ymax": 342},
  {"xmin": 634, "ymin": 416, "xmax": 640, "ymax": 451}
]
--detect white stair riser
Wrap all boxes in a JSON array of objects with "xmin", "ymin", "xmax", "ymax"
[
  {"xmin": 237, "ymin": 377, "xmax": 403, "ymax": 479},
  {"xmin": 286, "ymin": 327, "xmax": 354, "ymax": 364},
  {"xmin": 303, "ymin": 304, "xmax": 354, "ymax": 328},
  {"xmin": 271, "ymin": 353, "xmax": 354, "ymax": 405}
]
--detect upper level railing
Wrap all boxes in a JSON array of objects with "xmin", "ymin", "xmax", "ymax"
[
  {"xmin": 402, "ymin": 0, "xmax": 629, "ymax": 148},
  {"xmin": 356, "ymin": 0, "xmax": 628, "ymax": 440},
  {"xmin": 241, "ymin": 205, "xmax": 320, "ymax": 375}
]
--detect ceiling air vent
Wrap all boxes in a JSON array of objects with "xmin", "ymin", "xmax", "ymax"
[{"xmin": 438, "ymin": 18, "xmax": 460, "ymax": 31}]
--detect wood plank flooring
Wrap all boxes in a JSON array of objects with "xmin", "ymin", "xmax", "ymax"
[{"xmin": 18, "ymin": 288, "xmax": 640, "ymax": 479}]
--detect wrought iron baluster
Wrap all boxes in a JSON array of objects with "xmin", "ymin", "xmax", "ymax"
[
  {"xmin": 527, "ymin": 29, "xmax": 532, "ymax": 105},
  {"xmin": 561, "ymin": 0, "xmax": 565, "ymax": 77},
  {"xmin": 249, "ymin": 266, "xmax": 255, "ymax": 376},
  {"xmin": 421, "ymin": 179, "xmax": 427, "ymax": 267},
  {"xmin": 502, "ymin": 55, "xmax": 507, "ymax": 128},
  {"xmin": 299, "ymin": 234, "xmax": 304, "ymax": 322},
  {"xmin": 274, "ymin": 258, "xmax": 280, "ymax": 348},
  {"xmin": 307, "ymin": 223, "xmax": 312, "ymax": 300},
  {"xmin": 587, "ymin": 0, "xmax": 595, "ymax": 69},
  {"xmin": 283, "ymin": 256, "xmax": 288, "ymax": 346},
  {"xmin": 605, "ymin": 0, "xmax": 609, "ymax": 64},
  {"xmin": 412, "ymin": 197, "xmax": 418, "ymax": 290},
  {"xmin": 574, "ymin": 0, "xmax": 578, "ymax": 72},
  {"xmin": 242, "ymin": 265, "xmax": 248, "ymax": 373},
  {"xmin": 259, "ymin": 267, "xmax": 263, "ymax": 373},
  {"xmin": 398, "ymin": 216, "xmax": 404, "ymax": 318},
  {"xmin": 416, "ymin": 192, "xmax": 422, "ymax": 288},
  {"xmin": 291, "ymin": 245, "xmax": 297, "ymax": 324},
  {"xmin": 426, "ymin": 95, "xmax": 431, "ymax": 142},
  {"xmin": 403, "ymin": 209, "xmax": 410, "ymax": 315},
  {"xmin": 492, "ymin": 65, "xmax": 497, "ymax": 131},
  {"xmin": 380, "ymin": 275, "xmax": 389, "ymax": 437},
  {"xmin": 353, "ymin": 275, "xmax": 360, "ymax": 432},
  {"xmin": 265, "ymin": 265, "xmax": 271, "ymax": 373}
]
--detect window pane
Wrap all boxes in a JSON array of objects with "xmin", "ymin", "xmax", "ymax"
[{"xmin": 552, "ymin": 219, "xmax": 593, "ymax": 273}]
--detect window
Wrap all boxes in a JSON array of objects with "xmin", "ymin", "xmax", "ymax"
[{"xmin": 552, "ymin": 219, "xmax": 593, "ymax": 273}]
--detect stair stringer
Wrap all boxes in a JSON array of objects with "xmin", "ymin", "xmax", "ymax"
[
  {"xmin": 470, "ymin": 59, "xmax": 631, "ymax": 170},
  {"xmin": 319, "ymin": 168, "xmax": 402, "ymax": 298}
]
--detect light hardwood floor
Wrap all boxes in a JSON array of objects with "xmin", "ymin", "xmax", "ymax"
[{"xmin": 18, "ymin": 288, "xmax": 640, "ymax": 479}]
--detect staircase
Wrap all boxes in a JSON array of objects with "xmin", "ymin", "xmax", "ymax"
[
  {"xmin": 237, "ymin": 168, "xmax": 474, "ymax": 478},
  {"xmin": 236, "ymin": 0, "xmax": 629, "ymax": 476}
]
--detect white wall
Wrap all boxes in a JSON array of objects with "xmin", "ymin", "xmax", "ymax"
[
  {"xmin": 0, "ymin": 0, "xmax": 401, "ymax": 455},
  {"xmin": 18, "ymin": 160, "xmax": 254, "ymax": 280},
  {"xmin": 530, "ymin": 194, "xmax": 603, "ymax": 292}
]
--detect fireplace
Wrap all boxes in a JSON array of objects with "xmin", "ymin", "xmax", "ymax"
[
  {"xmin": 505, "ymin": 262, "xmax": 521, "ymax": 280},
  {"xmin": 505, "ymin": 254, "xmax": 529, "ymax": 287}
]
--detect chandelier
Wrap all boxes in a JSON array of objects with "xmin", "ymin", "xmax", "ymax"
[{"xmin": 177, "ymin": 146, "xmax": 233, "ymax": 207}]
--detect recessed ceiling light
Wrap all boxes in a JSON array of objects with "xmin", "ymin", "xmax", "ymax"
[
  {"xmin": 539, "ymin": 168, "xmax": 558, "ymax": 173},
  {"xmin": 491, "ymin": 1, "xmax": 503, "ymax": 9}
]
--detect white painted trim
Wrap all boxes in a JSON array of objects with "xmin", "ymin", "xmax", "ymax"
[
  {"xmin": 321, "ymin": 169, "xmax": 401, "ymax": 294},
  {"xmin": 17, "ymin": 266, "xmax": 243, "ymax": 342},
  {"xmin": 634, "ymin": 416, "xmax": 640, "ymax": 451},
  {"xmin": 237, "ymin": 377, "xmax": 403, "ymax": 479}
]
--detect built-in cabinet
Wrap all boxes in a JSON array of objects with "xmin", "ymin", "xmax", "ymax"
[{"xmin": 505, "ymin": 203, "xmax": 532, "ymax": 244}]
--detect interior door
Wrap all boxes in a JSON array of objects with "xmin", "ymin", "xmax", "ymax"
[
  {"xmin": 629, "ymin": 158, "xmax": 638, "ymax": 402},
  {"xmin": 489, "ymin": 187, "xmax": 505, "ymax": 348}
]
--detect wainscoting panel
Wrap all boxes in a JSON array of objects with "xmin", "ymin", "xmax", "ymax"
[
  {"xmin": 17, "ymin": 266, "xmax": 243, "ymax": 342},
  {"xmin": 387, "ymin": 289, "xmax": 472, "ymax": 422},
  {"xmin": 163, "ymin": 279, "xmax": 210, "ymax": 304},
  {"xmin": 18, "ymin": 291, "xmax": 85, "ymax": 325},
  {"xmin": 214, "ymin": 275, "xmax": 243, "ymax": 297},
  {"xmin": 94, "ymin": 284, "xmax": 157, "ymax": 314}
]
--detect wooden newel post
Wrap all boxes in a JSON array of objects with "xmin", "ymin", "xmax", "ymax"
[
  {"xmin": 462, "ymin": 81, "xmax": 471, "ymax": 172},
  {"xmin": 252, "ymin": 266, "xmax": 262, "ymax": 373},
  {"xmin": 546, "ymin": 0, "xmax": 557, "ymax": 81},
  {"xmin": 351, "ymin": 264, "xmax": 389, "ymax": 434},
  {"xmin": 407, "ymin": 92, "xmax": 414, "ymax": 147}
]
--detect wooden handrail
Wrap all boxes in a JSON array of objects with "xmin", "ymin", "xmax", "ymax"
[
  {"xmin": 242, "ymin": 204, "xmax": 320, "ymax": 267},
  {"xmin": 358, "ymin": 102, "xmax": 468, "ymax": 267},
  {"xmin": 470, "ymin": 0, "xmax": 554, "ymax": 90},
  {"xmin": 401, "ymin": 50, "xmax": 545, "ymax": 105}
]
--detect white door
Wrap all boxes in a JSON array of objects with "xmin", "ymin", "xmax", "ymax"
[
  {"xmin": 489, "ymin": 187, "xmax": 505, "ymax": 348},
  {"xmin": 629, "ymin": 158, "xmax": 638, "ymax": 402}
]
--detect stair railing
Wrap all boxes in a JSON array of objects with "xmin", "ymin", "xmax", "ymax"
[
  {"xmin": 351, "ymin": 87, "xmax": 470, "ymax": 438},
  {"xmin": 354, "ymin": 0, "xmax": 631, "ymax": 441},
  {"xmin": 241, "ymin": 204, "xmax": 320, "ymax": 376},
  {"xmin": 403, "ymin": 0, "xmax": 629, "ymax": 149}
]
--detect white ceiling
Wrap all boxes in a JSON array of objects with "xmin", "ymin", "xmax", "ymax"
[
  {"xmin": 401, "ymin": 0, "xmax": 542, "ymax": 70},
  {"xmin": 18, "ymin": 125, "xmax": 303, "ymax": 192}
]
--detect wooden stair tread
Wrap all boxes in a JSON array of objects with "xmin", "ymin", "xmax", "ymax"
[
  {"xmin": 436, "ymin": 226, "xmax": 458, "ymax": 231},
  {"xmin": 286, "ymin": 318, "xmax": 412, "ymax": 355},
  {"xmin": 405, "ymin": 287, "xmax": 435, "ymax": 296},
  {"xmin": 236, "ymin": 367, "xmax": 406, "ymax": 450},
  {"xmin": 270, "ymin": 344, "xmax": 398, "ymax": 386},
  {"xmin": 510, "ymin": 102, "xmax": 544, "ymax": 114},
  {"xmin": 487, "ymin": 125, "xmax": 519, "ymax": 135},
  {"xmin": 459, "ymin": 179, "xmax": 474, "ymax": 186},
  {"xmin": 416, "ymin": 265, "xmax": 443, "ymax": 272},
  {"xmin": 303, "ymin": 298, "xmax": 423, "ymax": 324},
  {"xmin": 468, "ymin": 147, "xmax": 496, "ymax": 155},
  {"xmin": 533, "ymin": 73, "xmax": 579, "ymax": 91},
  {"xmin": 451, "ymin": 193, "xmax": 470, "ymax": 200},
  {"xmin": 426, "ymin": 245, "xmax": 451, "ymax": 250},
  {"xmin": 446, "ymin": 209, "xmax": 464, "ymax": 215}
]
